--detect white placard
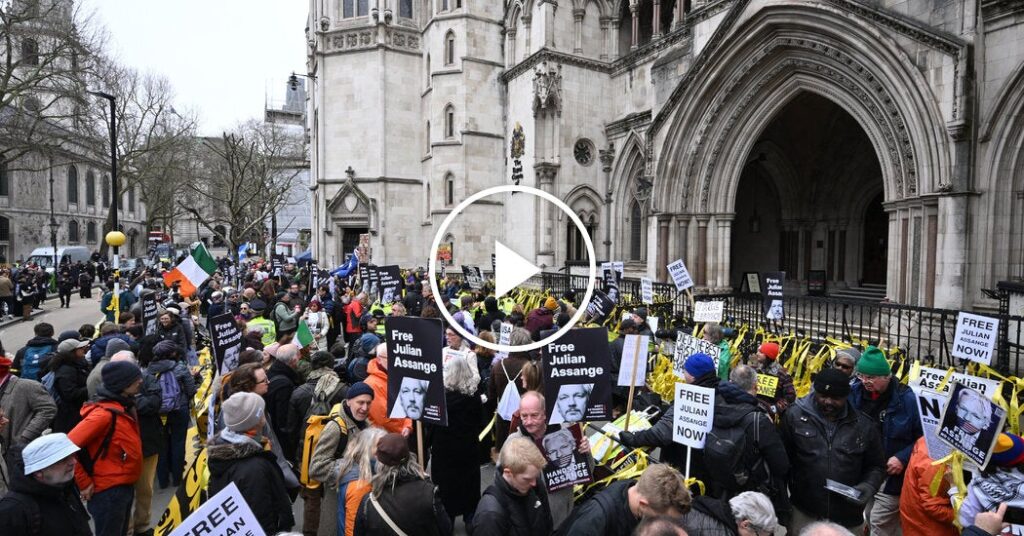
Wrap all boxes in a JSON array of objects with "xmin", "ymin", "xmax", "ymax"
[
  {"xmin": 913, "ymin": 387, "xmax": 953, "ymax": 461},
  {"xmin": 617, "ymin": 334, "xmax": 650, "ymax": 387},
  {"xmin": 647, "ymin": 317, "xmax": 659, "ymax": 335},
  {"xmin": 952, "ymin": 312, "xmax": 1000, "ymax": 366},
  {"xmin": 693, "ymin": 301, "xmax": 724, "ymax": 324},
  {"xmin": 443, "ymin": 347, "xmax": 468, "ymax": 365},
  {"xmin": 641, "ymin": 277, "xmax": 653, "ymax": 304},
  {"xmin": 673, "ymin": 382, "xmax": 715, "ymax": 448},
  {"xmin": 169, "ymin": 482, "xmax": 265, "ymax": 536},
  {"xmin": 914, "ymin": 366, "xmax": 1001, "ymax": 400},
  {"xmin": 672, "ymin": 332, "xmax": 721, "ymax": 377},
  {"xmin": 667, "ymin": 259, "xmax": 694, "ymax": 291},
  {"xmin": 495, "ymin": 322, "xmax": 513, "ymax": 360}
]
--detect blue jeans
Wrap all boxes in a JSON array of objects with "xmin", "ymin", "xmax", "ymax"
[
  {"xmin": 89, "ymin": 484, "xmax": 134, "ymax": 536},
  {"xmin": 157, "ymin": 407, "xmax": 190, "ymax": 487}
]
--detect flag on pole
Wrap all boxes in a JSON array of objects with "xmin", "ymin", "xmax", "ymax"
[
  {"xmin": 163, "ymin": 243, "xmax": 217, "ymax": 297},
  {"xmin": 238, "ymin": 244, "xmax": 248, "ymax": 262},
  {"xmin": 295, "ymin": 320, "xmax": 314, "ymax": 349}
]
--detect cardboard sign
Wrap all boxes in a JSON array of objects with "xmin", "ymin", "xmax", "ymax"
[
  {"xmin": 667, "ymin": 259, "xmax": 694, "ymax": 291},
  {"xmin": 208, "ymin": 313, "xmax": 243, "ymax": 375},
  {"xmin": 937, "ymin": 383, "xmax": 1007, "ymax": 467},
  {"xmin": 541, "ymin": 425, "xmax": 592, "ymax": 492},
  {"xmin": 762, "ymin": 272, "xmax": 785, "ymax": 320},
  {"xmin": 693, "ymin": 301, "xmax": 724, "ymax": 324},
  {"xmin": 618, "ymin": 335, "xmax": 650, "ymax": 387},
  {"xmin": 914, "ymin": 366, "xmax": 1001, "ymax": 400},
  {"xmin": 952, "ymin": 312, "xmax": 1000, "ymax": 366},
  {"xmin": 542, "ymin": 327, "xmax": 612, "ymax": 425},
  {"xmin": 914, "ymin": 387, "xmax": 953, "ymax": 461},
  {"xmin": 168, "ymin": 482, "xmax": 265, "ymax": 536},
  {"xmin": 756, "ymin": 374, "xmax": 779, "ymax": 398},
  {"xmin": 386, "ymin": 317, "xmax": 447, "ymax": 425},
  {"xmin": 601, "ymin": 262, "xmax": 621, "ymax": 303},
  {"xmin": 672, "ymin": 332, "xmax": 721, "ymax": 378},
  {"xmin": 745, "ymin": 272, "xmax": 761, "ymax": 294},
  {"xmin": 377, "ymin": 265, "xmax": 403, "ymax": 304},
  {"xmin": 584, "ymin": 289, "xmax": 616, "ymax": 325},
  {"xmin": 495, "ymin": 322, "xmax": 513, "ymax": 360},
  {"xmin": 142, "ymin": 293, "xmax": 159, "ymax": 336},
  {"xmin": 673, "ymin": 382, "xmax": 715, "ymax": 448},
  {"xmin": 640, "ymin": 277, "xmax": 653, "ymax": 305},
  {"xmin": 462, "ymin": 265, "xmax": 484, "ymax": 289}
]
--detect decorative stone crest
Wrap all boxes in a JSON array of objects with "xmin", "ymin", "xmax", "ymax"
[{"xmin": 533, "ymin": 61, "xmax": 562, "ymax": 117}]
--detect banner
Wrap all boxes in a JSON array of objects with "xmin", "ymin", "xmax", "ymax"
[
  {"xmin": 600, "ymin": 262, "xmax": 622, "ymax": 302},
  {"xmin": 667, "ymin": 259, "xmax": 694, "ymax": 291},
  {"xmin": 168, "ymin": 482, "xmax": 265, "ymax": 536},
  {"xmin": 914, "ymin": 387, "xmax": 953, "ymax": 461},
  {"xmin": 208, "ymin": 313, "xmax": 243, "ymax": 375},
  {"xmin": 673, "ymin": 383, "xmax": 715, "ymax": 448},
  {"xmin": 495, "ymin": 322, "xmax": 513, "ymax": 360},
  {"xmin": 366, "ymin": 265, "xmax": 380, "ymax": 298},
  {"xmin": 937, "ymin": 383, "xmax": 1007, "ymax": 467},
  {"xmin": 377, "ymin": 265, "xmax": 403, "ymax": 304},
  {"xmin": 672, "ymin": 332, "xmax": 721, "ymax": 378},
  {"xmin": 761, "ymin": 272, "xmax": 785, "ymax": 320},
  {"xmin": 640, "ymin": 277, "xmax": 653, "ymax": 305},
  {"xmin": 386, "ymin": 317, "xmax": 447, "ymax": 426},
  {"xmin": 542, "ymin": 327, "xmax": 612, "ymax": 425},
  {"xmin": 952, "ymin": 312, "xmax": 1000, "ymax": 366},
  {"xmin": 756, "ymin": 374, "xmax": 779, "ymax": 398},
  {"xmin": 693, "ymin": 301, "xmax": 724, "ymax": 324},
  {"xmin": 617, "ymin": 335, "xmax": 650, "ymax": 387},
  {"xmin": 154, "ymin": 448, "xmax": 209, "ymax": 535},
  {"xmin": 914, "ymin": 366, "xmax": 1001, "ymax": 399},
  {"xmin": 584, "ymin": 289, "xmax": 616, "ymax": 325},
  {"xmin": 142, "ymin": 293, "xmax": 159, "ymax": 336},
  {"xmin": 541, "ymin": 424, "xmax": 592, "ymax": 492}
]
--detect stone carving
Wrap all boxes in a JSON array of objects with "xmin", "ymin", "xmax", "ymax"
[
  {"xmin": 533, "ymin": 61, "xmax": 562, "ymax": 116},
  {"xmin": 325, "ymin": 28, "xmax": 420, "ymax": 53}
]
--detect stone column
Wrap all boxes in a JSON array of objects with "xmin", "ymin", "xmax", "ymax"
[
  {"xmin": 934, "ymin": 193, "xmax": 969, "ymax": 309},
  {"xmin": 676, "ymin": 215, "xmax": 689, "ymax": 269},
  {"xmin": 673, "ymin": 0, "xmax": 686, "ymax": 30},
  {"xmin": 536, "ymin": 163, "xmax": 559, "ymax": 267},
  {"xmin": 523, "ymin": 16, "xmax": 532, "ymax": 55},
  {"xmin": 599, "ymin": 18, "xmax": 609, "ymax": 60},
  {"xmin": 657, "ymin": 215, "xmax": 671, "ymax": 281},
  {"xmin": 610, "ymin": 18, "xmax": 621, "ymax": 59},
  {"xmin": 599, "ymin": 148, "xmax": 615, "ymax": 260},
  {"xmin": 505, "ymin": 28, "xmax": 517, "ymax": 66},
  {"xmin": 630, "ymin": 4, "xmax": 639, "ymax": 50},
  {"xmin": 696, "ymin": 216, "xmax": 709, "ymax": 286},
  {"xmin": 573, "ymin": 9, "xmax": 584, "ymax": 54},
  {"xmin": 652, "ymin": 0, "xmax": 662, "ymax": 38},
  {"xmin": 717, "ymin": 217, "xmax": 733, "ymax": 290}
]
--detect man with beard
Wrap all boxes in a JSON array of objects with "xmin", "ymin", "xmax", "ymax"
[
  {"xmin": 0, "ymin": 433, "xmax": 92, "ymax": 535},
  {"xmin": 780, "ymin": 368, "xmax": 885, "ymax": 534}
]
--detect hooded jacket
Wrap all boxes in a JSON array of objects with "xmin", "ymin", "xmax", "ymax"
[
  {"xmin": 207, "ymin": 434, "xmax": 295, "ymax": 535},
  {"xmin": 0, "ymin": 445, "xmax": 91, "ymax": 536},
  {"xmin": 899, "ymin": 437, "xmax": 957, "ymax": 536},
  {"xmin": 474, "ymin": 468, "xmax": 553, "ymax": 536},
  {"xmin": 475, "ymin": 297, "xmax": 506, "ymax": 334},
  {"xmin": 87, "ymin": 334, "xmax": 133, "ymax": 365},
  {"xmin": 365, "ymin": 359, "xmax": 412, "ymax": 434},
  {"xmin": 67, "ymin": 390, "xmax": 143, "ymax": 494}
]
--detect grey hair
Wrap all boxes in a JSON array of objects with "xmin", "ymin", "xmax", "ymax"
[
  {"xmin": 276, "ymin": 344, "xmax": 299, "ymax": 365},
  {"xmin": 729, "ymin": 491, "xmax": 777, "ymax": 533},
  {"xmin": 799, "ymin": 521, "xmax": 856, "ymax": 536},
  {"xmin": 110, "ymin": 351, "xmax": 137, "ymax": 364},
  {"xmin": 336, "ymin": 427, "xmax": 386, "ymax": 486},
  {"xmin": 375, "ymin": 343, "xmax": 388, "ymax": 359},
  {"xmin": 444, "ymin": 356, "xmax": 479, "ymax": 396},
  {"xmin": 730, "ymin": 365, "xmax": 757, "ymax": 394},
  {"xmin": 704, "ymin": 323, "xmax": 724, "ymax": 343},
  {"xmin": 370, "ymin": 453, "xmax": 427, "ymax": 498}
]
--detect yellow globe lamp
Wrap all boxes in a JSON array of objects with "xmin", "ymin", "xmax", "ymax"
[{"xmin": 105, "ymin": 230, "xmax": 127, "ymax": 248}]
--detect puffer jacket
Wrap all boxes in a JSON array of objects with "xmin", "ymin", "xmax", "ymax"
[
  {"xmin": 337, "ymin": 468, "xmax": 372, "ymax": 536},
  {"xmin": 365, "ymin": 360, "xmax": 412, "ymax": 434},
  {"xmin": 67, "ymin": 391, "xmax": 143, "ymax": 494},
  {"xmin": 155, "ymin": 321, "xmax": 188, "ymax": 350},
  {"xmin": 207, "ymin": 434, "xmax": 295, "ymax": 535},
  {"xmin": 0, "ymin": 445, "xmax": 91, "ymax": 536},
  {"xmin": 780, "ymin": 394, "xmax": 886, "ymax": 527},
  {"xmin": 473, "ymin": 467, "xmax": 553, "ymax": 536},
  {"xmin": 849, "ymin": 378, "xmax": 922, "ymax": 495}
]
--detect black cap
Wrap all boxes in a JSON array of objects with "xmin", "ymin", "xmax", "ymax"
[{"xmin": 813, "ymin": 368, "xmax": 851, "ymax": 398}]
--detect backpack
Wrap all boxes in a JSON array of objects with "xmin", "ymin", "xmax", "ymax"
[
  {"xmin": 20, "ymin": 344, "xmax": 54, "ymax": 381},
  {"xmin": 157, "ymin": 369, "xmax": 183, "ymax": 414},
  {"xmin": 299, "ymin": 402, "xmax": 348, "ymax": 489},
  {"xmin": 703, "ymin": 409, "xmax": 762, "ymax": 492},
  {"xmin": 41, "ymin": 371, "xmax": 61, "ymax": 404},
  {"xmin": 345, "ymin": 339, "xmax": 371, "ymax": 383}
]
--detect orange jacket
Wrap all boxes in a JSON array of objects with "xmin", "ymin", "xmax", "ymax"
[
  {"xmin": 68, "ymin": 400, "xmax": 143, "ymax": 494},
  {"xmin": 899, "ymin": 437, "xmax": 957, "ymax": 536},
  {"xmin": 365, "ymin": 360, "xmax": 412, "ymax": 434}
]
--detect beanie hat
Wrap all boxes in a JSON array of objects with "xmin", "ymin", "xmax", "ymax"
[
  {"xmin": 105, "ymin": 338, "xmax": 131, "ymax": 359},
  {"xmin": 633, "ymin": 307, "xmax": 648, "ymax": 321},
  {"xmin": 0, "ymin": 355, "xmax": 11, "ymax": 373},
  {"xmin": 835, "ymin": 347, "xmax": 861, "ymax": 364},
  {"xmin": 222, "ymin": 392, "xmax": 266, "ymax": 433},
  {"xmin": 101, "ymin": 360, "xmax": 142, "ymax": 394},
  {"xmin": 310, "ymin": 350, "xmax": 334, "ymax": 370},
  {"xmin": 990, "ymin": 433, "xmax": 1024, "ymax": 467},
  {"xmin": 813, "ymin": 368, "xmax": 851, "ymax": 398},
  {"xmin": 153, "ymin": 340, "xmax": 180, "ymax": 360},
  {"xmin": 23, "ymin": 433, "xmax": 80, "ymax": 475},
  {"xmin": 544, "ymin": 297, "xmax": 559, "ymax": 311},
  {"xmin": 759, "ymin": 342, "xmax": 780, "ymax": 361},
  {"xmin": 377, "ymin": 433, "xmax": 410, "ymax": 467},
  {"xmin": 856, "ymin": 346, "xmax": 891, "ymax": 377},
  {"xmin": 57, "ymin": 330, "xmax": 81, "ymax": 343},
  {"xmin": 685, "ymin": 353, "xmax": 716, "ymax": 379},
  {"xmin": 347, "ymin": 382, "xmax": 375, "ymax": 400}
]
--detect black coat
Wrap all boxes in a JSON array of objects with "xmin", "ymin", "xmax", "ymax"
[
  {"xmin": 264, "ymin": 359, "xmax": 300, "ymax": 460},
  {"xmin": 474, "ymin": 468, "xmax": 553, "ymax": 536},
  {"xmin": 51, "ymin": 358, "xmax": 90, "ymax": 433},
  {"xmin": 135, "ymin": 371, "xmax": 163, "ymax": 457},
  {"xmin": 430, "ymin": 390, "xmax": 483, "ymax": 516},
  {"xmin": 780, "ymin": 395, "xmax": 886, "ymax": 527},
  {"xmin": 354, "ymin": 474, "xmax": 453, "ymax": 536},
  {"xmin": 0, "ymin": 445, "xmax": 91, "ymax": 536},
  {"xmin": 155, "ymin": 322, "xmax": 188, "ymax": 350},
  {"xmin": 557, "ymin": 480, "xmax": 638, "ymax": 536},
  {"xmin": 207, "ymin": 436, "xmax": 295, "ymax": 535}
]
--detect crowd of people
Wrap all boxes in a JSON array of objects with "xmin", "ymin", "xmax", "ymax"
[{"xmin": 0, "ymin": 256, "xmax": 1018, "ymax": 536}]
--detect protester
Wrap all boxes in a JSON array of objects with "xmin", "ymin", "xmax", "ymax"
[
  {"xmin": 86, "ymin": 337, "xmax": 131, "ymax": 398},
  {"xmin": 488, "ymin": 328, "xmax": 533, "ymax": 452},
  {"xmin": 334, "ymin": 427, "xmax": 386, "ymax": 536},
  {"xmin": 50, "ymin": 338, "xmax": 91, "ymax": 433},
  {"xmin": 799, "ymin": 522, "xmax": 857, "ymax": 536},
  {"xmin": 352, "ymin": 432, "xmax": 452, "ymax": 535},
  {"xmin": 248, "ymin": 300, "xmax": 278, "ymax": 346},
  {"xmin": 68, "ymin": 361, "xmax": 144, "ymax": 536},
  {"xmin": 343, "ymin": 293, "xmax": 366, "ymax": 344},
  {"xmin": 265, "ymin": 343, "xmax": 302, "ymax": 459},
  {"xmin": 127, "ymin": 350, "xmax": 163, "ymax": 536},
  {"xmin": 780, "ymin": 368, "xmax": 885, "ymax": 533},
  {"xmin": 365, "ymin": 344, "xmax": 412, "ymax": 436},
  {"xmin": 148, "ymin": 340, "xmax": 196, "ymax": 490},
  {"xmin": 154, "ymin": 309, "xmax": 188, "ymax": 350},
  {"xmin": 88, "ymin": 322, "xmax": 132, "ymax": 366},
  {"xmin": 13, "ymin": 322, "xmax": 57, "ymax": 381},
  {"xmin": 0, "ymin": 269, "xmax": 14, "ymax": 319},
  {"xmin": 749, "ymin": 342, "xmax": 796, "ymax": 415},
  {"xmin": 634, "ymin": 516, "xmax": 690, "ymax": 536},
  {"xmin": 525, "ymin": 297, "xmax": 558, "ymax": 341},
  {"xmin": 681, "ymin": 490, "xmax": 778, "ymax": 536},
  {"xmin": 473, "ymin": 436, "xmax": 553, "ymax": 536},
  {"xmin": 0, "ymin": 353, "xmax": 57, "ymax": 495},
  {"xmin": 0, "ymin": 434, "xmax": 91, "ymax": 535},
  {"xmin": 559, "ymin": 463, "xmax": 692, "ymax": 535},
  {"xmin": 288, "ymin": 350, "xmax": 346, "ymax": 459},
  {"xmin": 833, "ymin": 348, "xmax": 860, "ymax": 378},
  {"xmin": 304, "ymin": 300, "xmax": 330, "ymax": 351},
  {"xmin": 274, "ymin": 292, "xmax": 302, "ymax": 334},
  {"xmin": 208, "ymin": 392, "xmax": 295, "ymax": 535},
  {"xmin": 705, "ymin": 324, "xmax": 732, "ymax": 381},
  {"xmin": 899, "ymin": 436, "xmax": 957, "ymax": 536},
  {"xmin": 431, "ymin": 356, "xmax": 483, "ymax": 526}
]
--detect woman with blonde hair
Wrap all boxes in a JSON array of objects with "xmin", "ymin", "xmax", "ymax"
[{"xmin": 335, "ymin": 427, "xmax": 386, "ymax": 536}]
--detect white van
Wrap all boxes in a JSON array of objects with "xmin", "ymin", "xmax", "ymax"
[{"xmin": 26, "ymin": 246, "xmax": 93, "ymax": 272}]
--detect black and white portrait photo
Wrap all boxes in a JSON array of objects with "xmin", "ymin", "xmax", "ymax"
[
  {"xmin": 390, "ymin": 377, "xmax": 429, "ymax": 420},
  {"xmin": 938, "ymin": 383, "xmax": 1006, "ymax": 467},
  {"xmin": 551, "ymin": 383, "xmax": 593, "ymax": 425}
]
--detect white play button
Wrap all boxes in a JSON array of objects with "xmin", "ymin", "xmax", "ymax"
[{"xmin": 494, "ymin": 240, "xmax": 541, "ymax": 298}]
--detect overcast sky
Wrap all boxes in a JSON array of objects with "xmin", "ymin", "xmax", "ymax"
[{"xmin": 82, "ymin": 0, "xmax": 309, "ymax": 136}]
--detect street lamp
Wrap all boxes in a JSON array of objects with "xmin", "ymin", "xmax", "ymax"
[
  {"xmin": 48, "ymin": 162, "xmax": 58, "ymax": 272},
  {"xmin": 88, "ymin": 89, "xmax": 123, "ymax": 322}
]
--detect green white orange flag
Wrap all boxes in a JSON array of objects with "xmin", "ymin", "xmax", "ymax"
[
  {"xmin": 295, "ymin": 320, "xmax": 315, "ymax": 349},
  {"xmin": 163, "ymin": 243, "xmax": 217, "ymax": 297}
]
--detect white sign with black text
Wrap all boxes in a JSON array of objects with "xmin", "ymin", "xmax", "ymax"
[
  {"xmin": 169, "ymin": 482, "xmax": 265, "ymax": 536},
  {"xmin": 693, "ymin": 301, "xmax": 725, "ymax": 324},
  {"xmin": 641, "ymin": 277, "xmax": 653, "ymax": 305},
  {"xmin": 673, "ymin": 383, "xmax": 715, "ymax": 449},
  {"xmin": 667, "ymin": 259, "xmax": 694, "ymax": 291},
  {"xmin": 617, "ymin": 335, "xmax": 650, "ymax": 387},
  {"xmin": 952, "ymin": 312, "xmax": 1000, "ymax": 366}
]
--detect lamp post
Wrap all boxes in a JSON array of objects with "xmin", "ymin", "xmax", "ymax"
[
  {"xmin": 88, "ymin": 90, "xmax": 124, "ymax": 322},
  {"xmin": 48, "ymin": 160, "xmax": 58, "ymax": 273}
]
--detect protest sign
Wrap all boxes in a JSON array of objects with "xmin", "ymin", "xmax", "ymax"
[
  {"xmin": 762, "ymin": 272, "xmax": 785, "ymax": 320},
  {"xmin": 366, "ymin": 265, "xmax": 380, "ymax": 297},
  {"xmin": 952, "ymin": 312, "xmax": 1000, "ymax": 366},
  {"xmin": 495, "ymin": 322, "xmax": 513, "ymax": 360},
  {"xmin": 386, "ymin": 317, "xmax": 447, "ymax": 426},
  {"xmin": 208, "ymin": 313, "xmax": 243, "ymax": 375},
  {"xmin": 155, "ymin": 449, "xmax": 208, "ymax": 535},
  {"xmin": 601, "ymin": 262, "xmax": 621, "ymax": 302},
  {"xmin": 142, "ymin": 293, "xmax": 159, "ymax": 336},
  {"xmin": 357, "ymin": 264, "xmax": 369, "ymax": 285},
  {"xmin": 541, "ymin": 425, "xmax": 592, "ymax": 492},
  {"xmin": 617, "ymin": 334, "xmax": 650, "ymax": 387},
  {"xmin": 745, "ymin": 272, "xmax": 761, "ymax": 294},
  {"xmin": 672, "ymin": 332, "xmax": 721, "ymax": 378},
  {"xmin": 667, "ymin": 259, "xmax": 694, "ymax": 291},
  {"xmin": 914, "ymin": 387, "xmax": 953, "ymax": 461},
  {"xmin": 673, "ymin": 383, "xmax": 715, "ymax": 448},
  {"xmin": 168, "ymin": 482, "xmax": 264, "ymax": 536},
  {"xmin": 462, "ymin": 265, "xmax": 484, "ymax": 289},
  {"xmin": 914, "ymin": 366, "xmax": 1001, "ymax": 400},
  {"xmin": 938, "ymin": 383, "xmax": 1007, "ymax": 467},
  {"xmin": 542, "ymin": 327, "xmax": 612, "ymax": 425},
  {"xmin": 641, "ymin": 277, "xmax": 653, "ymax": 304},
  {"xmin": 377, "ymin": 265, "xmax": 403, "ymax": 304},
  {"xmin": 693, "ymin": 301, "xmax": 724, "ymax": 324},
  {"xmin": 443, "ymin": 347, "xmax": 469, "ymax": 366},
  {"xmin": 584, "ymin": 288, "xmax": 616, "ymax": 325},
  {"xmin": 756, "ymin": 374, "xmax": 779, "ymax": 398}
]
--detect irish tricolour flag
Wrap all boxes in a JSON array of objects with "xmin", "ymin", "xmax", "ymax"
[{"xmin": 163, "ymin": 243, "xmax": 216, "ymax": 297}]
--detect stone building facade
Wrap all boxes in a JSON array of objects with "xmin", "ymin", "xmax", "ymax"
[{"xmin": 307, "ymin": 0, "xmax": 1024, "ymax": 310}]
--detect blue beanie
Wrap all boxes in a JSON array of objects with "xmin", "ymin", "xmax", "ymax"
[
  {"xmin": 347, "ymin": 382, "xmax": 375, "ymax": 400},
  {"xmin": 684, "ymin": 353, "xmax": 716, "ymax": 379}
]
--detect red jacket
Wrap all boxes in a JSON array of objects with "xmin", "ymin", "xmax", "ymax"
[
  {"xmin": 899, "ymin": 437, "xmax": 957, "ymax": 536},
  {"xmin": 343, "ymin": 301, "xmax": 364, "ymax": 335},
  {"xmin": 365, "ymin": 360, "xmax": 412, "ymax": 434},
  {"xmin": 68, "ymin": 400, "xmax": 143, "ymax": 494}
]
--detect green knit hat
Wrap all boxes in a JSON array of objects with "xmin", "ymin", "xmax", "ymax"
[{"xmin": 855, "ymin": 346, "xmax": 891, "ymax": 376}]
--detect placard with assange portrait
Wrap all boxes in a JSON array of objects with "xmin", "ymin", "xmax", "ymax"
[
  {"xmin": 937, "ymin": 382, "xmax": 1007, "ymax": 468},
  {"xmin": 542, "ymin": 327, "xmax": 612, "ymax": 425},
  {"xmin": 386, "ymin": 316, "xmax": 447, "ymax": 426}
]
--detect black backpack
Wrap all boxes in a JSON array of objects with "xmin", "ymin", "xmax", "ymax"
[{"xmin": 703, "ymin": 409, "xmax": 762, "ymax": 492}]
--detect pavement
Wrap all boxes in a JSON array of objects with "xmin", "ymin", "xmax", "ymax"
[{"xmin": 0, "ymin": 293, "xmax": 104, "ymax": 345}]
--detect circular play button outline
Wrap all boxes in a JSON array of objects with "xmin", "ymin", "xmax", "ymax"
[{"xmin": 428, "ymin": 184, "xmax": 597, "ymax": 353}]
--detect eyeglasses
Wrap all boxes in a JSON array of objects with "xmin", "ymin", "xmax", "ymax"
[{"xmin": 256, "ymin": 378, "xmax": 269, "ymax": 385}]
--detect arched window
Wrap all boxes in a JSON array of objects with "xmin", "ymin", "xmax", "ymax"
[
  {"xmin": 68, "ymin": 220, "xmax": 79, "ymax": 243},
  {"xmin": 102, "ymin": 175, "xmax": 110, "ymax": 207},
  {"xmin": 399, "ymin": 0, "xmax": 413, "ymax": 18},
  {"xmin": 629, "ymin": 200, "xmax": 643, "ymax": 260},
  {"xmin": 21, "ymin": 38, "xmax": 38, "ymax": 66},
  {"xmin": 444, "ymin": 174, "xmax": 455, "ymax": 206},
  {"xmin": 444, "ymin": 105, "xmax": 455, "ymax": 139},
  {"xmin": 85, "ymin": 171, "xmax": 95, "ymax": 206},
  {"xmin": 67, "ymin": 165, "xmax": 78, "ymax": 204},
  {"xmin": 444, "ymin": 31, "xmax": 455, "ymax": 65},
  {"xmin": 86, "ymin": 221, "xmax": 97, "ymax": 243}
]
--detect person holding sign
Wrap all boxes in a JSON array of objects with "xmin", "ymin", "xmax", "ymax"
[
  {"xmin": 749, "ymin": 342, "xmax": 795, "ymax": 415},
  {"xmin": 780, "ymin": 369, "xmax": 885, "ymax": 534},
  {"xmin": 898, "ymin": 437, "xmax": 958, "ymax": 536},
  {"xmin": 704, "ymin": 324, "xmax": 732, "ymax": 381},
  {"xmin": 473, "ymin": 436, "xmax": 554, "ymax": 536},
  {"xmin": 366, "ymin": 344, "xmax": 413, "ymax": 436}
]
